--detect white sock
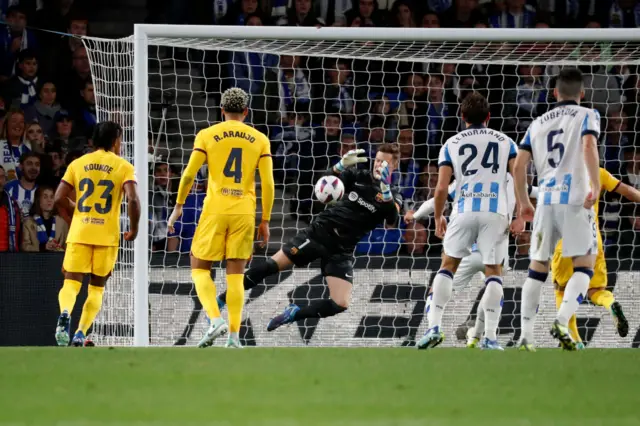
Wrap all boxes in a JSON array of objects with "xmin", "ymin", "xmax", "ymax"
[
  {"xmin": 557, "ymin": 269, "xmax": 591, "ymax": 326},
  {"xmin": 521, "ymin": 270, "xmax": 547, "ymax": 342},
  {"xmin": 425, "ymin": 292, "xmax": 433, "ymax": 317},
  {"xmin": 428, "ymin": 270, "xmax": 453, "ymax": 330},
  {"xmin": 229, "ymin": 331, "xmax": 239, "ymax": 340},
  {"xmin": 472, "ymin": 302, "xmax": 485, "ymax": 339},
  {"xmin": 482, "ymin": 276, "xmax": 504, "ymax": 341}
]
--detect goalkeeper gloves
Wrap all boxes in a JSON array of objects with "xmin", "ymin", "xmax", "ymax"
[
  {"xmin": 377, "ymin": 160, "xmax": 393, "ymax": 202},
  {"xmin": 335, "ymin": 149, "xmax": 367, "ymax": 172}
]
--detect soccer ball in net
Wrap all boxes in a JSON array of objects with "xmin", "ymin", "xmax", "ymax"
[{"xmin": 314, "ymin": 176, "xmax": 344, "ymax": 205}]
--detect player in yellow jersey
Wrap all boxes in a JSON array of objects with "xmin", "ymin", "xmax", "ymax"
[
  {"xmin": 53, "ymin": 122, "xmax": 141, "ymax": 347},
  {"xmin": 551, "ymin": 167, "xmax": 640, "ymax": 348},
  {"xmin": 167, "ymin": 88, "xmax": 275, "ymax": 349}
]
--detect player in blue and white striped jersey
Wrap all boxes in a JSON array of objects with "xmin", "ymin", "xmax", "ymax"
[
  {"xmin": 514, "ymin": 68, "xmax": 601, "ymax": 351},
  {"xmin": 407, "ymin": 175, "xmax": 535, "ymax": 348},
  {"xmin": 417, "ymin": 92, "xmax": 522, "ymax": 351}
]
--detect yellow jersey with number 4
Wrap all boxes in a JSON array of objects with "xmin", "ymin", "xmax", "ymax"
[
  {"xmin": 61, "ymin": 149, "xmax": 136, "ymax": 247},
  {"xmin": 551, "ymin": 168, "xmax": 620, "ymax": 285},
  {"xmin": 194, "ymin": 120, "xmax": 271, "ymax": 216}
]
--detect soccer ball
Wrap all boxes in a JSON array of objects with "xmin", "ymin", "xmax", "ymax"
[{"xmin": 314, "ymin": 176, "xmax": 345, "ymax": 204}]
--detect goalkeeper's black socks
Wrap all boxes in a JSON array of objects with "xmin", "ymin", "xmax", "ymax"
[
  {"xmin": 293, "ymin": 299, "xmax": 347, "ymax": 320},
  {"xmin": 218, "ymin": 258, "xmax": 280, "ymax": 304}
]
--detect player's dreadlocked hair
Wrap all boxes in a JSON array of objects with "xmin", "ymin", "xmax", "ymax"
[
  {"xmin": 221, "ymin": 87, "xmax": 249, "ymax": 114},
  {"xmin": 461, "ymin": 92, "xmax": 490, "ymax": 126},
  {"xmin": 93, "ymin": 121, "xmax": 122, "ymax": 151}
]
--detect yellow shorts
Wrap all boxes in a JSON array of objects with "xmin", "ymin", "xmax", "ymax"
[
  {"xmin": 63, "ymin": 242, "xmax": 119, "ymax": 277},
  {"xmin": 554, "ymin": 249, "xmax": 607, "ymax": 290},
  {"xmin": 191, "ymin": 213, "xmax": 255, "ymax": 261}
]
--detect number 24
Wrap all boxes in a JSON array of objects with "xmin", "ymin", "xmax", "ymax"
[{"xmin": 459, "ymin": 142, "xmax": 500, "ymax": 176}]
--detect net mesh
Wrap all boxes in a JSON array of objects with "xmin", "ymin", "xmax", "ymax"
[{"xmin": 83, "ymin": 33, "xmax": 640, "ymax": 348}]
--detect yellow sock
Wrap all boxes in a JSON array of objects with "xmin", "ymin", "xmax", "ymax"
[
  {"xmin": 192, "ymin": 269, "xmax": 221, "ymax": 320},
  {"xmin": 555, "ymin": 288, "xmax": 581, "ymax": 342},
  {"xmin": 589, "ymin": 289, "xmax": 615, "ymax": 310},
  {"xmin": 77, "ymin": 285, "xmax": 105, "ymax": 334},
  {"xmin": 226, "ymin": 274, "xmax": 245, "ymax": 333},
  {"xmin": 58, "ymin": 279, "xmax": 82, "ymax": 314}
]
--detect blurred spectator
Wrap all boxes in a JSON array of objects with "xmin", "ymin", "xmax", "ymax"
[
  {"xmin": 21, "ymin": 185, "xmax": 68, "ymax": 252},
  {"xmin": 426, "ymin": 0, "xmax": 453, "ymax": 14},
  {"xmin": 607, "ymin": 0, "xmax": 640, "ymax": 28},
  {"xmin": 398, "ymin": 73, "xmax": 429, "ymax": 144},
  {"xmin": 440, "ymin": 0, "xmax": 484, "ymax": 27},
  {"xmin": 537, "ymin": 0, "xmax": 583, "ymax": 27},
  {"xmin": 504, "ymin": 64, "xmax": 547, "ymax": 135},
  {"xmin": 23, "ymin": 80, "xmax": 60, "ymax": 140},
  {"xmin": 56, "ymin": 46, "xmax": 90, "ymax": 110},
  {"xmin": 222, "ymin": 0, "xmax": 261, "ymax": 25},
  {"xmin": 392, "ymin": 128, "xmax": 420, "ymax": 201},
  {"xmin": 424, "ymin": 74, "xmax": 455, "ymax": 159},
  {"xmin": 150, "ymin": 162, "xmax": 178, "ymax": 252},
  {"xmin": 414, "ymin": 162, "xmax": 439, "ymax": 202},
  {"xmin": 34, "ymin": 0, "xmax": 84, "ymax": 39},
  {"xmin": 311, "ymin": 111, "xmax": 342, "ymax": 172},
  {"xmin": 312, "ymin": 59, "xmax": 357, "ymax": 124},
  {"xmin": 390, "ymin": 0, "xmax": 416, "ymax": 27},
  {"xmin": 52, "ymin": 110, "xmax": 85, "ymax": 153},
  {"xmin": 276, "ymin": 55, "xmax": 311, "ymax": 121},
  {"xmin": 42, "ymin": 142, "xmax": 65, "ymax": 187},
  {"xmin": 0, "ymin": 5, "xmax": 38, "ymax": 81},
  {"xmin": 0, "ymin": 108, "xmax": 28, "ymax": 181},
  {"xmin": 2, "ymin": 49, "xmax": 39, "ymax": 108},
  {"xmin": 313, "ymin": 0, "xmax": 351, "ymax": 26},
  {"xmin": 0, "ymin": 165, "xmax": 21, "ymax": 252},
  {"xmin": 73, "ymin": 78, "xmax": 96, "ymax": 136},
  {"xmin": 171, "ymin": 167, "xmax": 207, "ymax": 253},
  {"xmin": 602, "ymin": 110, "xmax": 631, "ymax": 178},
  {"xmin": 421, "ymin": 11, "xmax": 441, "ymax": 27},
  {"xmin": 345, "ymin": 0, "xmax": 385, "ymax": 26},
  {"xmin": 514, "ymin": 231, "xmax": 531, "ymax": 258},
  {"xmin": 41, "ymin": 13, "xmax": 88, "ymax": 79},
  {"xmin": 23, "ymin": 121, "xmax": 45, "ymax": 154},
  {"xmin": 277, "ymin": 0, "xmax": 323, "ymax": 26},
  {"xmin": 4, "ymin": 151, "xmax": 39, "ymax": 217},
  {"xmin": 489, "ymin": 0, "xmax": 536, "ymax": 28},
  {"xmin": 581, "ymin": 64, "xmax": 624, "ymax": 115}
]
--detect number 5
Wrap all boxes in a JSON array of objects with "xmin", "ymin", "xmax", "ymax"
[{"xmin": 547, "ymin": 129, "xmax": 565, "ymax": 168}]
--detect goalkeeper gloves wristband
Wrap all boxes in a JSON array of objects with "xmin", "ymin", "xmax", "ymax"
[
  {"xmin": 377, "ymin": 160, "xmax": 393, "ymax": 202},
  {"xmin": 335, "ymin": 149, "xmax": 367, "ymax": 172}
]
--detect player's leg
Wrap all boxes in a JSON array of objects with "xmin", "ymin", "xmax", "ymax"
[
  {"xmin": 519, "ymin": 206, "xmax": 557, "ymax": 351},
  {"xmin": 554, "ymin": 283, "xmax": 583, "ymax": 348},
  {"xmin": 448, "ymin": 251, "xmax": 485, "ymax": 347},
  {"xmin": 266, "ymin": 254, "xmax": 352, "ymax": 331},
  {"xmin": 223, "ymin": 215, "xmax": 256, "ymax": 348},
  {"xmin": 553, "ymin": 205, "xmax": 597, "ymax": 350},
  {"xmin": 72, "ymin": 245, "xmax": 118, "ymax": 347},
  {"xmin": 587, "ymin": 250, "xmax": 628, "ymax": 337},
  {"xmin": 56, "ymin": 243, "xmax": 91, "ymax": 346},
  {"xmin": 217, "ymin": 230, "xmax": 317, "ymax": 308}
]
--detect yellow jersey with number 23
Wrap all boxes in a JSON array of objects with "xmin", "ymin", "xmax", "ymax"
[{"xmin": 61, "ymin": 149, "xmax": 136, "ymax": 247}]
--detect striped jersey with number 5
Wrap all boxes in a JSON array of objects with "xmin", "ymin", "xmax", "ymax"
[
  {"xmin": 520, "ymin": 101, "xmax": 601, "ymax": 206},
  {"xmin": 438, "ymin": 125, "xmax": 517, "ymax": 217},
  {"xmin": 193, "ymin": 120, "xmax": 271, "ymax": 216},
  {"xmin": 61, "ymin": 150, "xmax": 136, "ymax": 247}
]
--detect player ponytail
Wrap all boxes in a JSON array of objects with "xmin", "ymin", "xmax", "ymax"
[
  {"xmin": 221, "ymin": 87, "xmax": 249, "ymax": 114},
  {"xmin": 93, "ymin": 121, "xmax": 122, "ymax": 151}
]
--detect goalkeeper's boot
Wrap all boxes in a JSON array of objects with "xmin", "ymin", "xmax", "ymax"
[
  {"xmin": 480, "ymin": 337, "xmax": 504, "ymax": 351},
  {"xmin": 267, "ymin": 304, "xmax": 300, "ymax": 332},
  {"xmin": 550, "ymin": 319, "xmax": 576, "ymax": 351},
  {"xmin": 610, "ymin": 301, "xmax": 629, "ymax": 338},
  {"xmin": 71, "ymin": 331, "xmax": 90, "ymax": 347},
  {"xmin": 576, "ymin": 342, "xmax": 586, "ymax": 350},
  {"xmin": 55, "ymin": 311, "xmax": 71, "ymax": 347},
  {"xmin": 416, "ymin": 326, "xmax": 444, "ymax": 350},
  {"xmin": 198, "ymin": 317, "xmax": 228, "ymax": 348},
  {"xmin": 466, "ymin": 327, "xmax": 481, "ymax": 349},
  {"xmin": 225, "ymin": 334, "xmax": 243, "ymax": 349},
  {"xmin": 517, "ymin": 338, "xmax": 536, "ymax": 352}
]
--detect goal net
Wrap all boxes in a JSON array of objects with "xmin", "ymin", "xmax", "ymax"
[{"xmin": 83, "ymin": 26, "xmax": 640, "ymax": 348}]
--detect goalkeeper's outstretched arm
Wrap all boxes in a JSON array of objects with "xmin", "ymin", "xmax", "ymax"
[{"xmin": 330, "ymin": 149, "xmax": 367, "ymax": 175}]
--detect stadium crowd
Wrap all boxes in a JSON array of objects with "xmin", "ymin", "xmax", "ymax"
[{"xmin": 2, "ymin": 0, "xmax": 640, "ymax": 260}]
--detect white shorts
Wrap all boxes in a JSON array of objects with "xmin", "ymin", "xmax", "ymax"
[
  {"xmin": 452, "ymin": 240, "xmax": 510, "ymax": 289},
  {"xmin": 529, "ymin": 204, "xmax": 597, "ymax": 262},
  {"xmin": 443, "ymin": 212, "xmax": 509, "ymax": 266}
]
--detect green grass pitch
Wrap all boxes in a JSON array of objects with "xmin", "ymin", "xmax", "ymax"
[{"xmin": 1, "ymin": 348, "xmax": 639, "ymax": 426}]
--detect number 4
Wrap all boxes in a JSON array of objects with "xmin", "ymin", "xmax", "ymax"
[{"xmin": 224, "ymin": 148, "xmax": 243, "ymax": 183}]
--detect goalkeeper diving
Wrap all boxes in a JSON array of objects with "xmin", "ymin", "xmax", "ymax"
[
  {"xmin": 216, "ymin": 144, "xmax": 402, "ymax": 330},
  {"xmin": 167, "ymin": 87, "xmax": 275, "ymax": 349}
]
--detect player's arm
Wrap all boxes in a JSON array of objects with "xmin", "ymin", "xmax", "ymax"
[
  {"xmin": 614, "ymin": 181, "xmax": 640, "ymax": 203},
  {"xmin": 257, "ymin": 141, "xmax": 275, "ymax": 248},
  {"xmin": 124, "ymin": 181, "xmax": 141, "ymax": 241},
  {"xmin": 434, "ymin": 143, "xmax": 453, "ymax": 239},
  {"xmin": 407, "ymin": 181, "xmax": 455, "ymax": 223},
  {"xmin": 168, "ymin": 144, "xmax": 207, "ymax": 233},
  {"xmin": 330, "ymin": 149, "xmax": 367, "ymax": 176},
  {"xmin": 56, "ymin": 166, "xmax": 76, "ymax": 225},
  {"xmin": 514, "ymin": 130, "xmax": 534, "ymax": 221},
  {"xmin": 582, "ymin": 109, "xmax": 601, "ymax": 207}
]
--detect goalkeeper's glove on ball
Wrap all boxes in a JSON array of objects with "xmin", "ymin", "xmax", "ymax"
[
  {"xmin": 377, "ymin": 160, "xmax": 393, "ymax": 202},
  {"xmin": 335, "ymin": 149, "xmax": 367, "ymax": 172}
]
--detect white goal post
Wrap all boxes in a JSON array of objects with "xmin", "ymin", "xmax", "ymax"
[{"xmin": 83, "ymin": 25, "xmax": 640, "ymax": 348}]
